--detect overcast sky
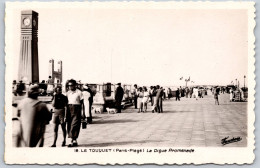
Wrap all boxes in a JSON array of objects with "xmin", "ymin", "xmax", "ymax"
[{"xmin": 10, "ymin": 6, "xmax": 249, "ymax": 87}]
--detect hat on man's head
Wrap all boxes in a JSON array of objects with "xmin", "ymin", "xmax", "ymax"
[
  {"xmin": 28, "ymin": 84, "xmax": 40, "ymax": 95},
  {"xmin": 117, "ymin": 83, "xmax": 121, "ymax": 85}
]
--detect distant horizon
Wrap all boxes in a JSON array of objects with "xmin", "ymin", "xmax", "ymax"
[{"xmin": 36, "ymin": 77, "xmax": 243, "ymax": 88}]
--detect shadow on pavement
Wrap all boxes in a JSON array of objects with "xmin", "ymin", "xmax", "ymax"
[
  {"xmin": 122, "ymin": 111, "xmax": 139, "ymax": 113},
  {"xmin": 92, "ymin": 116, "xmax": 103, "ymax": 119},
  {"xmin": 216, "ymin": 103, "xmax": 247, "ymax": 105},
  {"xmin": 162, "ymin": 110, "xmax": 195, "ymax": 113},
  {"xmin": 92, "ymin": 119, "xmax": 139, "ymax": 124},
  {"xmin": 77, "ymin": 140, "xmax": 163, "ymax": 147}
]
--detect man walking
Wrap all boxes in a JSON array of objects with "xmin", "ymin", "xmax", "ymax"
[
  {"xmin": 15, "ymin": 84, "xmax": 52, "ymax": 147},
  {"xmin": 185, "ymin": 87, "xmax": 189, "ymax": 98},
  {"xmin": 66, "ymin": 79, "xmax": 83, "ymax": 147},
  {"xmin": 176, "ymin": 88, "xmax": 180, "ymax": 101},
  {"xmin": 149, "ymin": 86, "xmax": 154, "ymax": 106},
  {"xmin": 51, "ymin": 86, "xmax": 68, "ymax": 147},
  {"xmin": 190, "ymin": 87, "xmax": 193, "ymax": 98},
  {"xmin": 167, "ymin": 87, "xmax": 172, "ymax": 99},
  {"xmin": 180, "ymin": 86, "xmax": 184, "ymax": 97},
  {"xmin": 214, "ymin": 87, "xmax": 220, "ymax": 105},
  {"xmin": 115, "ymin": 83, "xmax": 124, "ymax": 113},
  {"xmin": 132, "ymin": 84, "xmax": 138, "ymax": 109},
  {"xmin": 156, "ymin": 85, "xmax": 163, "ymax": 113}
]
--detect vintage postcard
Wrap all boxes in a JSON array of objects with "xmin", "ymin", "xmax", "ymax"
[{"xmin": 5, "ymin": 1, "xmax": 255, "ymax": 165}]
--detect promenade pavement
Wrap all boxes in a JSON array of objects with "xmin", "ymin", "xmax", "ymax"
[{"xmin": 43, "ymin": 92, "xmax": 248, "ymax": 148}]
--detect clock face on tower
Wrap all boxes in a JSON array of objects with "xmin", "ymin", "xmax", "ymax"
[{"xmin": 23, "ymin": 17, "xmax": 31, "ymax": 26}]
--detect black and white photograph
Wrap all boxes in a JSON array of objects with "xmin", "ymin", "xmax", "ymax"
[{"xmin": 4, "ymin": 1, "xmax": 255, "ymax": 164}]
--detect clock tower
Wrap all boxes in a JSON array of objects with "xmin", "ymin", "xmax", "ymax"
[{"xmin": 18, "ymin": 10, "xmax": 39, "ymax": 84}]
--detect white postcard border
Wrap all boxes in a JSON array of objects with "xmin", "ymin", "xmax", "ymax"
[{"xmin": 4, "ymin": 1, "xmax": 256, "ymax": 165}]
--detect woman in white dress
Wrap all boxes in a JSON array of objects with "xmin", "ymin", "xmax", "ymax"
[
  {"xmin": 82, "ymin": 84, "xmax": 92, "ymax": 123},
  {"xmin": 193, "ymin": 87, "xmax": 199, "ymax": 100},
  {"xmin": 152, "ymin": 88, "xmax": 158, "ymax": 112},
  {"xmin": 137, "ymin": 87, "xmax": 144, "ymax": 113},
  {"xmin": 142, "ymin": 87, "xmax": 149, "ymax": 112}
]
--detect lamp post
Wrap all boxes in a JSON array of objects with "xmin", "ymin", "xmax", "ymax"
[
  {"xmin": 244, "ymin": 75, "xmax": 246, "ymax": 89},
  {"xmin": 184, "ymin": 77, "xmax": 190, "ymax": 88},
  {"xmin": 235, "ymin": 79, "xmax": 237, "ymax": 89}
]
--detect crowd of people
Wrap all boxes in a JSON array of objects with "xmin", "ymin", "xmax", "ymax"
[
  {"xmin": 129, "ymin": 85, "xmax": 210, "ymax": 113},
  {"xmin": 13, "ymin": 79, "xmax": 94, "ymax": 147},
  {"xmin": 13, "ymin": 78, "xmax": 246, "ymax": 148},
  {"xmin": 132, "ymin": 85, "xmax": 165, "ymax": 113}
]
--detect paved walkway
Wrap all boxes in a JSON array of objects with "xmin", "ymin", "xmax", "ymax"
[{"xmin": 43, "ymin": 93, "xmax": 247, "ymax": 147}]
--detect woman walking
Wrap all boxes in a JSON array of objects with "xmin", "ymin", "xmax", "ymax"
[
  {"xmin": 82, "ymin": 84, "xmax": 94, "ymax": 124},
  {"xmin": 137, "ymin": 87, "xmax": 144, "ymax": 113},
  {"xmin": 152, "ymin": 87, "xmax": 158, "ymax": 112},
  {"xmin": 142, "ymin": 87, "xmax": 149, "ymax": 112},
  {"xmin": 193, "ymin": 87, "xmax": 199, "ymax": 100}
]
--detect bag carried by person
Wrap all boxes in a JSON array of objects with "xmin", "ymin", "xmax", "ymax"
[{"xmin": 81, "ymin": 119, "xmax": 87, "ymax": 129}]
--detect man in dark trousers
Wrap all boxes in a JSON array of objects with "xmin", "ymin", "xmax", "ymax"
[
  {"xmin": 176, "ymin": 88, "xmax": 180, "ymax": 101},
  {"xmin": 133, "ymin": 84, "xmax": 138, "ymax": 109},
  {"xmin": 156, "ymin": 85, "xmax": 164, "ymax": 113},
  {"xmin": 149, "ymin": 86, "xmax": 154, "ymax": 106},
  {"xmin": 115, "ymin": 83, "xmax": 124, "ymax": 113},
  {"xmin": 66, "ymin": 79, "xmax": 83, "ymax": 147}
]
